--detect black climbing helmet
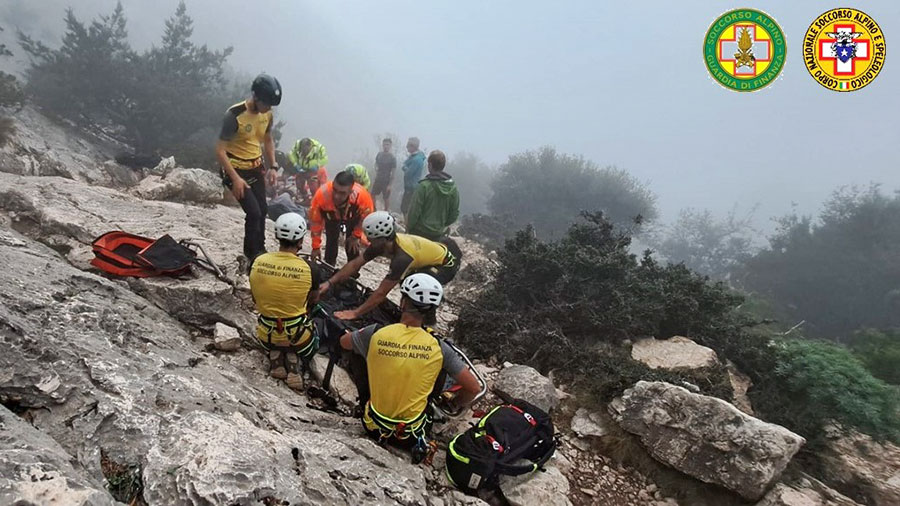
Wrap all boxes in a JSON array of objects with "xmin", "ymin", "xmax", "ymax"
[{"xmin": 251, "ymin": 74, "xmax": 282, "ymax": 106}]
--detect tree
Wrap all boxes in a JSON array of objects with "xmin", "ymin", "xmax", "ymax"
[
  {"xmin": 0, "ymin": 26, "xmax": 23, "ymax": 146},
  {"xmin": 738, "ymin": 185, "xmax": 900, "ymax": 339},
  {"xmin": 18, "ymin": 2, "xmax": 134, "ymax": 124},
  {"xmin": 488, "ymin": 147, "xmax": 657, "ymax": 238},
  {"xmin": 126, "ymin": 1, "xmax": 233, "ymax": 158},
  {"xmin": 655, "ymin": 205, "xmax": 758, "ymax": 280},
  {"xmin": 17, "ymin": 2, "xmax": 235, "ymax": 167}
]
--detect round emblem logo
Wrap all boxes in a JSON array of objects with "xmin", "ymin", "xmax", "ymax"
[
  {"xmin": 704, "ymin": 8, "xmax": 787, "ymax": 92},
  {"xmin": 803, "ymin": 8, "xmax": 886, "ymax": 92}
]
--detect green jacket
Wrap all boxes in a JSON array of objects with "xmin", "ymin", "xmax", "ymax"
[
  {"xmin": 406, "ymin": 172, "xmax": 460, "ymax": 241},
  {"xmin": 288, "ymin": 138, "xmax": 328, "ymax": 172}
]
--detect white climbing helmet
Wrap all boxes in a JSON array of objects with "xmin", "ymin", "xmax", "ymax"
[
  {"xmin": 274, "ymin": 212, "xmax": 307, "ymax": 241},
  {"xmin": 362, "ymin": 211, "xmax": 396, "ymax": 240},
  {"xmin": 400, "ymin": 273, "xmax": 444, "ymax": 308}
]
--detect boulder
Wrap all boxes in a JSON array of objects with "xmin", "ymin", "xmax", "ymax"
[
  {"xmin": 818, "ymin": 427, "xmax": 900, "ymax": 506},
  {"xmin": 134, "ymin": 168, "xmax": 222, "ymax": 204},
  {"xmin": 631, "ymin": 336, "xmax": 719, "ymax": 371},
  {"xmin": 570, "ymin": 408, "xmax": 609, "ymax": 438},
  {"xmin": 148, "ymin": 155, "xmax": 176, "ymax": 176},
  {"xmin": 309, "ymin": 354, "xmax": 359, "ymax": 406},
  {"xmin": 0, "ymin": 405, "xmax": 116, "ymax": 505},
  {"xmin": 609, "ymin": 381, "xmax": 805, "ymax": 500},
  {"xmin": 213, "ymin": 322, "xmax": 242, "ymax": 351},
  {"xmin": 756, "ymin": 474, "xmax": 861, "ymax": 506},
  {"xmin": 495, "ymin": 364, "xmax": 559, "ymax": 413},
  {"xmin": 499, "ymin": 462, "xmax": 572, "ymax": 506}
]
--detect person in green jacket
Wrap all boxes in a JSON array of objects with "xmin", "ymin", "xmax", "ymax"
[
  {"xmin": 287, "ymin": 138, "xmax": 329, "ymax": 203},
  {"xmin": 406, "ymin": 150, "xmax": 459, "ymax": 241},
  {"xmin": 345, "ymin": 163, "xmax": 371, "ymax": 191}
]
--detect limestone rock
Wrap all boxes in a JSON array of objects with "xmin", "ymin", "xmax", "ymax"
[
  {"xmin": 309, "ymin": 353, "xmax": 359, "ymax": 406},
  {"xmin": 756, "ymin": 474, "xmax": 860, "ymax": 506},
  {"xmin": 148, "ymin": 155, "xmax": 176, "ymax": 176},
  {"xmin": 495, "ymin": 364, "xmax": 559, "ymax": 412},
  {"xmin": 0, "ymin": 106, "xmax": 135, "ymax": 188},
  {"xmin": 500, "ymin": 463, "xmax": 572, "ymax": 506},
  {"xmin": 0, "ymin": 228, "xmax": 458, "ymax": 505},
  {"xmin": 631, "ymin": 336, "xmax": 719, "ymax": 371},
  {"xmin": 134, "ymin": 168, "xmax": 222, "ymax": 204},
  {"xmin": 213, "ymin": 322, "xmax": 242, "ymax": 351},
  {"xmin": 609, "ymin": 381, "xmax": 805, "ymax": 500},
  {"xmin": 571, "ymin": 408, "xmax": 609, "ymax": 438},
  {"xmin": 818, "ymin": 427, "xmax": 900, "ymax": 506},
  {"xmin": 0, "ymin": 173, "xmax": 257, "ymax": 333},
  {"xmin": 143, "ymin": 410, "xmax": 431, "ymax": 505},
  {"xmin": 0, "ymin": 405, "xmax": 116, "ymax": 505}
]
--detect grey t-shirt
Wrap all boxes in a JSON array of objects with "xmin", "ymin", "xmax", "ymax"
[
  {"xmin": 375, "ymin": 151, "xmax": 397, "ymax": 176},
  {"xmin": 350, "ymin": 323, "xmax": 466, "ymax": 377}
]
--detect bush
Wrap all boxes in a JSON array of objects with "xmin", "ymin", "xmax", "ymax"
[
  {"xmin": 454, "ymin": 212, "xmax": 742, "ymax": 402},
  {"xmin": 738, "ymin": 185, "xmax": 900, "ymax": 339},
  {"xmin": 753, "ymin": 338, "xmax": 900, "ymax": 444},
  {"xmin": 487, "ymin": 147, "xmax": 657, "ymax": 239},
  {"xmin": 0, "ymin": 117, "xmax": 15, "ymax": 147},
  {"xmin": 850, "ymin": 328, "xmax": 900, "ymax": 384},
  {"xmin": 455, "ymin": 211, "xmax": 900, "ymax": 448}
]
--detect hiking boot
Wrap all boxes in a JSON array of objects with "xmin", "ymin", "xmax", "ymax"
[
  {"xmin": 269, "ymin": 350, "xmax": 287, "ymax": 379},
  {"xmin": 285, "ymin": 372, "xmax": 304, "ymax": 391}
]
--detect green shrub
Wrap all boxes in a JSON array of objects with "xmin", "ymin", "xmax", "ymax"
[
  {"xmin": 455, "ymin": 212, "xmax": 900, "ymax": 448},
  {"xmin": 850, "ymin": 328, "xmax": 900, "ymax": 384},
  {"xmin": 753, "ymin": 338, "xmax": 900, "ymax": 444}
]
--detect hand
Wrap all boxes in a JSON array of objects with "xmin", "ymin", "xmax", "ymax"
[
  {"xmin": 267, "ymin": 167, "xmax": 278, "ymax": 187},
  {"xmin": 334, "ymin": 309, "xmax": 359, "ymax": 321},
  {"xmin": 309, "ymin": 248, "xmax": 321, "ymax": 262},
  {"xmin": 230, "ymin": 177, "xmax": 250, "ymax": 200},
  {"xmin": 346, "ymin": 236, "xmax": 360, "ymax": 258},
  {"xmin": 318, "ymin": 281, "xmax": 331, "ymax": 297}
]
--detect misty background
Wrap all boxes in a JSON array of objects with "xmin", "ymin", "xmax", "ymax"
[{"xmin": 1, "ymin": 0, "xmax": 898, "ymax": 229}]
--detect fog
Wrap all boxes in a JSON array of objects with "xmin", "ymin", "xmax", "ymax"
[{"xmin": 2, "ymin": 0, "xmax": 898, "ymax": 230}]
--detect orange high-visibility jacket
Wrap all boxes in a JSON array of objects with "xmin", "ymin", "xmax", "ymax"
[{"xmin": 308, "ymin": 181, "xmax": 375, "ymax": 250}]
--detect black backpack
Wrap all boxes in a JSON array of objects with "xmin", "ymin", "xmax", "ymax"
[{"xmin": 445, "ymin": 398, "xmax": 556, "ymax": 493}]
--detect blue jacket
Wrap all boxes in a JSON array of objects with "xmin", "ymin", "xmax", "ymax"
[{"xmin": 402, "ymin": 151, "xmax": 426, "ymax": 190}]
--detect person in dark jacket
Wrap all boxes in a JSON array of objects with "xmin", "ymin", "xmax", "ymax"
[{"xmin": 406, "ymin": 150, "xmax": 459, "ymax": 241}]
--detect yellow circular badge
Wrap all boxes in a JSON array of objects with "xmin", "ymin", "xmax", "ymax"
[{"xmin": 803, "ymin": 8, "xmax": 887, "ymax": 91}]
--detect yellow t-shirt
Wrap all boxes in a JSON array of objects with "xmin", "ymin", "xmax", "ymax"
[
  {"xmin": 219, "ymin": 101, "xmax": 272, "ymax": 169},
  {"xmin": 249, "ymin": 252, "xmax": 317, "ymax": 345},
  {"xmin": 365, "ymin": 324, "xmax": 444, "ymax": 423},
  {"xmin": 364, "ymin": 233, "xmax": 448, "ymax": 281}
]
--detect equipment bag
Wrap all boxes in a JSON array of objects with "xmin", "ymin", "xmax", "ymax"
[
  {"xmin": 90, "ymin": 232, "xmax": 195, "ymax": 278},
  {"xmin": 445, "ymin": 398, "xmax": 556, "ymax": 493}
]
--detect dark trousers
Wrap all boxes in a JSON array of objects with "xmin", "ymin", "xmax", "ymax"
[
  {"xmin": 413, "ymin": 237, "xmax": 462, "ymax": 284},
  {"xmin": 324, "ymin": 218, "xmax": 361, "ymax": 266},
  {"xmin": 224, "ymin": 168, "xmax": 268, "ymax": 260}
]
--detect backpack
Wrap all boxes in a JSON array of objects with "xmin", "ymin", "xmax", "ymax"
[
  {"xmin": 90, "ymin": 232, "xmax": 196, "ymax": 278},
  {"xmin": 445, "ymin": 398, "xmax": 556, "ymax": 493}
]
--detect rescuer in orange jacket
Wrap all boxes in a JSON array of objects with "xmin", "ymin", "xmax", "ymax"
[{"xmin": 308, "ymin": 170, "xmax": 375, "ymax": 266}]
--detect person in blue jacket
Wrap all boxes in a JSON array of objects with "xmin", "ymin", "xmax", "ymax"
[{"xmin": 401, "ymin": 136, "xmax": 426, "ymax": 217}]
